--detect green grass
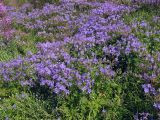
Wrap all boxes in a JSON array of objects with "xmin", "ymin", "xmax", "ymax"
[
  {"xmin": 0, "ymin": 33, "xmax": 45, "ymax": 61},
  {"xmin": 0, "ymin": 92, "xmax": 54, "ymax": 120}
]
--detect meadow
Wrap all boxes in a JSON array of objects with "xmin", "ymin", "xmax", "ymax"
[{"xmin": 0, "ymin": 0, "xmax": 160, "ymax": 119}]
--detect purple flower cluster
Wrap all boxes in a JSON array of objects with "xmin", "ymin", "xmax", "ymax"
[
  {"xmin": 0, "ymin": 2, "xmax": 14, "ymax": 41},
  {"xmin": 153, "ymin": 103, "xmax": 160, "ymax": 110},
  {"xmin": 1, "ymin": 1, "xmax": 160, "ymax": 110},
  {"xmin": 129, "ymin": 15, "xmax": 160, "ymax": 111},
  {"xmin": 91, "ymin": 1, "xmax": 133, "ymax": 16},
  {"xmin": 134, "ymin": 112, "xmax": 151, "ymax": 120},
  {"xmin": 133, "ymin": 0, "xmax": 160, "ymax": 5},
  {"xmin": 0, "ymin": 40, "xmax": 95, "ymax": 94},
  {"xmin": 142, "ymin": 84, "xmax": 156, "ymax": 95},
  {"xmin": 8, "ymin": 1, "xmax": 136, "ymax": 40},
  {"xmin": 8, "ymin": 2, "xmax": 75, "ymax": 39}
]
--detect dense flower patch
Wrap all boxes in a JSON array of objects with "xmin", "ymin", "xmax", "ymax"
[
  {"xmin": 0, "ymin": 2, "xmax": 14, "ymax": 42},
  {"xmin": 1, "ymin": 1, "xmax": 136, "ymax": 93},
  {"xmin": 0, "ymin": 0, "xmax": 160, "ymax": 119}
]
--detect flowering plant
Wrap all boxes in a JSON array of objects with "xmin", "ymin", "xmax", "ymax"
[{"xmin": 0, "ymin": 2, "xmax": 14, "ymax": 43}]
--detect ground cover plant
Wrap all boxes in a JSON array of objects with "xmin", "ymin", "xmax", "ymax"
[{"xmin": 0, "ymin": 0, "xmax": 160, "ymax": 119}]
